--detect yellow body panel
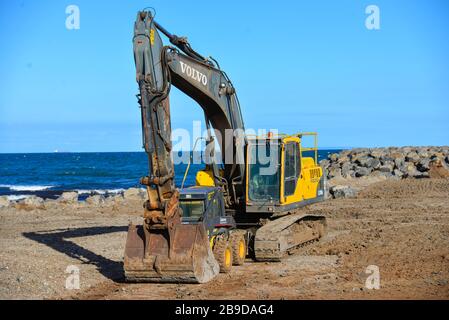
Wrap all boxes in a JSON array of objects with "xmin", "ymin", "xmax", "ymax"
[
  {"xmin": 300, "ymin": 161, "xmax": 322, "ymax": 200},
  {"xmin": 209, "ymin": 234, "xmax": 216, "ymax": 250},
  {"xmin": 280, "ymin": 135, "xmax": 322, "ymax": 205},
  {"xmin": 301, "ymin": 157, "xmax": 315, "ymax": 169},
  {"xmin": 196, "ymin": 169, "xmax": 215, "ymax": 187}
]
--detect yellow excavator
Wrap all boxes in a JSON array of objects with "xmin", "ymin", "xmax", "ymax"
[{"xmin": 123, "ymin": 10, "xmax": 327, "ymax": 283}]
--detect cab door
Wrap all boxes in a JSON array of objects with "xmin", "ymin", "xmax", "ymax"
[{"xmin": 281, "ymin": 141, "xmax": 301, "ymax": 204}]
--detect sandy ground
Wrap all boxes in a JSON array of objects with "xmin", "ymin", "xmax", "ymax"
[{"xmin": 0, "ymin": 178, "xmax": 448, "ymax": 300}]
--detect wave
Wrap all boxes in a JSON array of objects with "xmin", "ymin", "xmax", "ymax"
[
  {"xmin": 7, "ymin": 195, "xmax": 31, "ymax": 201},
  {"xmin": 75, "ymin": 188, "xmax": 125, "ymax": 195},
  {"xmin": 0, "ymin": 184, "xmax": 53, "ymax": 191}
]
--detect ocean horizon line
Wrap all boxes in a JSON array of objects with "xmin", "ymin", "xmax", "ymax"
[{"xmin": 0, "ymin": 147, "xmax": 348, "ymax": 155}]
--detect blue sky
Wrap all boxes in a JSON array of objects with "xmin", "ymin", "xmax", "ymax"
[{"xmin": 0, "ymin": 0, "xmax": 448, "ymax": 152}]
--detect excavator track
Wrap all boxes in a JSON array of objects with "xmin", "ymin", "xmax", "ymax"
[{"xmin": 254, "ymin": 213, "xmax": 326, "ymax": 261}]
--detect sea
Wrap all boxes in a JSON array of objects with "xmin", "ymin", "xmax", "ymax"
[{"xmin": 0, "ymin": 150, "xmax": 340, "ymax": 201}]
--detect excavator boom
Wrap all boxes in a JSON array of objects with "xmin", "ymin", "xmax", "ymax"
[{"xmin": 123, "ymin": 11, "xmax": 237, "ymax": 283}]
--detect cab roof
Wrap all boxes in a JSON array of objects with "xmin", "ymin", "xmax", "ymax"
[{"xmin": 179, "ymin": 186, "xmax": 220, "ymax": 200}]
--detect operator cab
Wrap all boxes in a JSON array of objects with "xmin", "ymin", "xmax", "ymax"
[
  {"xmin": 245, "ymin": 133, "xmax": 325, "ymax": 214},
  {"xmin": 179, "ymin": 187, "xmax": 236, "ymax": 230}
]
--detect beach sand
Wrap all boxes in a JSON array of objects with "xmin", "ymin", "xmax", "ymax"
[{"xmin": 0, "ymin": 178, "xmax": 448, "ymax": 299}]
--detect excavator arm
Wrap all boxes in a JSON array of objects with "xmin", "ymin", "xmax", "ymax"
[
  {"xmin": 124, "ymin": 10, "xmax": 245, "ymax": 283},
  {"xmin": 134, "ymin": 11, "xmax": 246, "ymax": 214}
]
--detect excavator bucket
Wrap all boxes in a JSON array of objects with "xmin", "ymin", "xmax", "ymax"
[{"xmin": 123, "ymin": 222, "xmax": 219, "ymax": 283}]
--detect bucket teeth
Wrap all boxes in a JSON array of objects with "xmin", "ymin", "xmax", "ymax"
[{"xmin": 123, "ymin": 223, "xmax": 219, "ymax": 283}]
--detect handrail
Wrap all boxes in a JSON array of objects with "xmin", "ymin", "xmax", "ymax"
[
  {"xmin": 298, "ymin": 133, "xmax": 318, "ymax": 164},
  {"xmin": 181, "ymin": 137, "xmax": 206, "ymax": 189},
  {"xmin": 245, "ymin": 131, "xmax": 319, "ymax": 165}
]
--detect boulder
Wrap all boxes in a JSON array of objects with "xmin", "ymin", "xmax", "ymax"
[
  {"xmin": 400, "ymin": 162, "xmax": 420, "ymax": 177},
  {"xmin": 394, "ymin": 157, "xmax": 405, "ymax": 169},
  {"xmin": 319, "ymin": 159, "xmax": 330, "ymax": 168},
  {"xmin": 124, "ymin": 188, "xmax": 145, "ymax": 201},
  {"xmin": 24, "ymin": 196, "xmax": 45, "ymax": 207},
  {"xmin": 356, "ymin": 156, "xmax": 380, "ymax": 169},
  {"xmin": 0, "ymin": 196, "xmax": 10, "ymax": 208},
  {"xmin": 329, "ymin": 153, "xmax": 339, "ymax": 162},
  {"xmin": 330, "ymin": 185, "xmax": 357, "ymax": 199},
  {"xmin": 58, "ymin": 192, "xmax": 78, "ymax": 203},
  {"xmin": 337, "ymin": 155, "xmax": 350, "ymax": 164},
  {"xmin": 430, "ymin": 154, "xmax": 447, "ymax": 165},
  {"xmin": 339, "ymin": 150, "xmax": 351, "ymax": 158},
  {"xmin": 355, "ymin": 156, "xmax": 371, "ymax": 167},
  {"xmin": 350, "ymin": 152, "xmax": 369, "ymax": 163},
  {"xmin": 380, "ymin": 154, "xmax": 394, "ymax": 163},
  {"xmin": 15, "ymin": 196, "xmax": 45, "ymax": 210},
  {"xmin": 401, "ymin": 147, "xmax": 413, "ymax": 154},
  {"xmin": 430, "ymin": 151, "xmax": 445, "ymax": 159},
  {"xmin": 379, "ymin": 163, "xmax": 394, "ymax": 173},
  {"xmin": 370, "ymin": 158, "xmax": 381, "ymax": 169},
  {"xmin": 327, "ymin": 166, "xmax": 342, "ymax": 179},
  {"xmin": 417, "ymin": 158, "xmax": 431, "ymax": 172},
  {"xmin": 416, "ymin": 148, "xmax": 429, "ymax": 159},
  {"xmin": 405, "ymin": 152, "xmax": 420, "ymax": 163},
  {"xmin": 390, "ymin": 149, "xmax": 407, "ymax": 159},
  {"xmin": 380, "ymin": 149, "xmax": 405, "ymax": 164},
  {"xmin": 369, "ymin": 170, "xmax": 391, "ymax": 179},
  {"xmin": 86, "ymin": 195, "xmax": 105, "ymax": 206},
  {"xmin": 382, "ymin": 159, "xmax": 395, "ymax": 166},
  {"xmin": 341, "ymin": 162, "xmax": 353, "ymax": 177},
  {"xmin": 393, "ymin": 169, "xmax": 404, "ymax": 178},
  {"xmin": 350, "ymin": 148, "xmax": 370, "ymax": 154},
  {"xmin": 355, "ymin": 167, "xmax": 371, "ymax": 177},
  {"xmin": 370, "ymin": 149, "xmax": 386, "ymax": 159},
  {"xmin": 390, "ymin": 152, "xmax": 405, "ymax": 160}
]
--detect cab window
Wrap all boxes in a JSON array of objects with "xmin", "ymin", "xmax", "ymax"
[
  {"xmin": 284, "ymin": 142, "xmax": 300, "ymax": 197},
  {"xmin": 179, "ymin": 200, "xmax": 204, "ymax": 221},
  {"xmin": 205, "ymin": 196, "xmax": 220, "ymax": 216},
  {"xmin": 248, "ymin": 143, "xmax": 280, "ymax": 201}
]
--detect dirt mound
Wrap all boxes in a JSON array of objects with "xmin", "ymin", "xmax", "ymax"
[
  {"xmin": 358, "ymin": 178, "xmax": 449, "ymax": 199},
  {"xmin": 429, "ymin": 160, "xmax": 449, "ymax": 179}
]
